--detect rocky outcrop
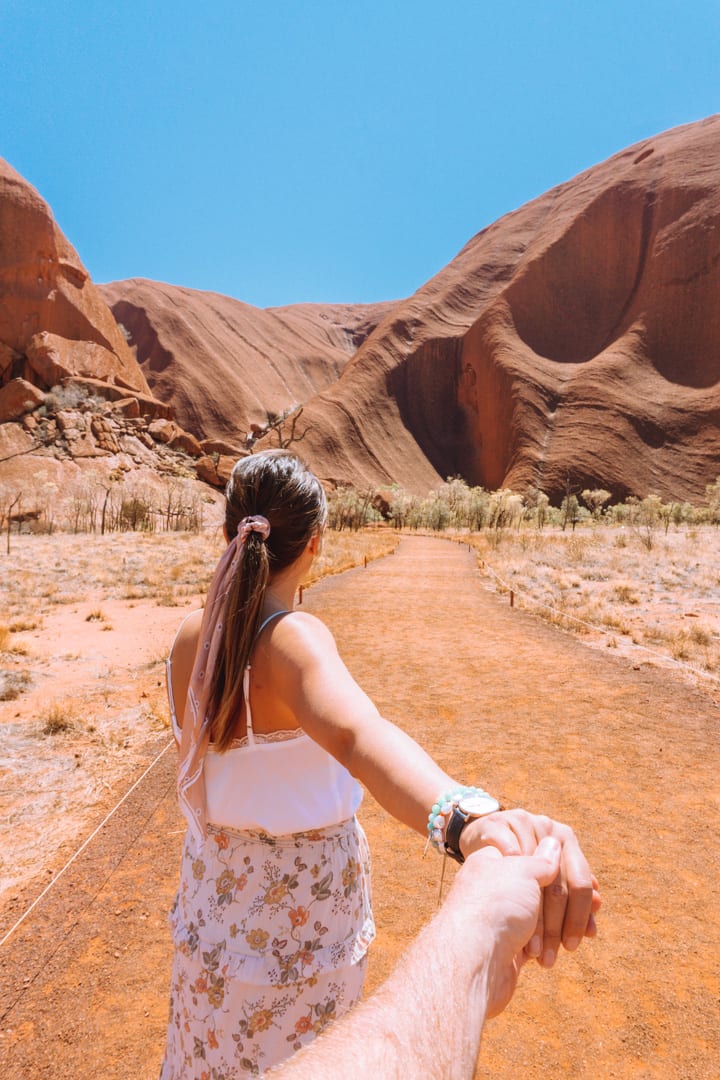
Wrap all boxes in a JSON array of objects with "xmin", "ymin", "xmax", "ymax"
[
  {"xmin": 99, "ymin": 278, "xmax": 397, "ymax": 444},
  {"xmin": 17, "ymin": 393, "xmax": 199, "ymax": 467},
  {"xmin": 272, "ymin": 115, "xmax": 720, "ymax": 502},
  {"xmin": 0, "ymin": 382, "xmax": 236, "ymax": 505},
  {"xmin": 0, "ymin": 158, "xmax": 155, "ymax": 401},
  {"xmin": 0, "ymin": 161, "xmax": 223, "ymax": 497}
]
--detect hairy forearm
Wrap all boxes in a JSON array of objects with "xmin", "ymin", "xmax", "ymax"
[{"xmin": 270, "ymin": 892, "xmax": 491, "ymax": 1080}]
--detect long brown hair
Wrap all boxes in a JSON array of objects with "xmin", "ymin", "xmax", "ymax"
[{"xmin": 207, "ymin": 449, "xmax": 327, "ymax": 750}]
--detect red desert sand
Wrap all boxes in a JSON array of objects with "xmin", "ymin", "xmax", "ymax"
[{"xmin": 1, "ymin": 534, "xmax": 718, "ymax": 1079}]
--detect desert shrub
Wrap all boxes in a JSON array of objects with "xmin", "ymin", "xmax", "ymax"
[
  {"xmin": 524, "ymin": 488, "xmax": 550, "ymax": 530},
  {"xmin": 42, "ymin": 702, "xmax": 75, "ymax": 734},
  {"xmin": 581, "ymin": 488, "xmax": 612, "ymax": 518},
  {"xmin": 689, "ymin": 623, "xmax": 713, "ymax": 647},
  {"xmin": 44, "ymin": 383, "xmax": 104, "ymax": 413},
  {"xmin": 559, "ymin": 494, "xmax": 585, "ymax": 531},
  {"xmin": 613, "ymin": 584, "xmax": 640, "ymax": 604},
  {"xmin": 565, "ymin": 534, "xmax": 589, "ymax": 563},
  {"xmin": 0, "ymin": 669, "xmax": 32, "ymax": 701},
  {"xmin": 387, "ymin": 486, "xmax": 414, "ymax": 528},
  {"xmin": 326, "ymin": 487, "xmax": 382, "ymax": 531},
  {"xmin": 706, "ymin": 476, "xmax": 720, "ymax": 525},
  {"xmin": 9, "ymin": 618, "xmax": 41, "ymax": 632}
]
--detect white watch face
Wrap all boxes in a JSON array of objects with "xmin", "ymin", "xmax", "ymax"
[{"xmin": 459, "ymin": 794, "xmax": 500, "ymax": 817}]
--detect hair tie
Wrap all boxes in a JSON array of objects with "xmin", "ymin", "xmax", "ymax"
[{"xmin": 237, "ymin": 515, "xmax": 271, "ymax": 543}]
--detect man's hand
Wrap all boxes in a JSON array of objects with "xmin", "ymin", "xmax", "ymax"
[{"xmin": 451, "ymin": 837, "xmax": 563, "ymax": 1017}]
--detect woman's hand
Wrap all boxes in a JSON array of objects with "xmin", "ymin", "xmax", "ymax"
[{"xmin": 459, "ymin": 808, "xmax": 600, "ymax": 967}]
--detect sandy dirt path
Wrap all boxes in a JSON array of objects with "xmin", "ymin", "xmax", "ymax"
[{"xmin": 1, "ymin": 535, "xmax": 718, "ymax": 1079}]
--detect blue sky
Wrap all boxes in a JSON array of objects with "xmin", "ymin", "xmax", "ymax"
[{"xmin": 2, "ymin": 1, "xmax": 719, "ymax": 308}]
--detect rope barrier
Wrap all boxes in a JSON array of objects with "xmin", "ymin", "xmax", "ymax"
[
  {"xmin": 0, "ymin": 739, "xmax": 174, "ymax": 950},
  {"xmin": 1, "ymin": 537, "xmax": 396, "ymax": 954},
  {"xmin": 479, "ymin": 556, "xmax": 720, "ymax": 688}
]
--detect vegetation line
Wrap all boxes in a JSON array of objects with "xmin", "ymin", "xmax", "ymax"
[{"xmin": 480, "ymin": 557, "xmax": 720, "ymax": 687}]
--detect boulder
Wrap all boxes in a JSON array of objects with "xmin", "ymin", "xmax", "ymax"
[
  {"xmin": 24, "ymin": 332, "xmax": 130, "ymax": 390},
  {"xmin": 56, "ymin": 376, "xmax": 173, "ymax": 419},
  {"xmin": 148, "ymin": 418, "xmax": 180, "ymax": 444},
  {"xmin": 0, "ymin": 342, "xmax": 18, "ymax": 382},
  {"xmin": 200, "ymin": 437, "xmax": 244, "ymax": 459},
  {"xmin": 110, "ymin": 397, "xmax": 141, "ymax": 419},
  {"xmin": 196, "ymin": 453, "xmax": 235, "ymax": 489},
  {"xmin": 90, "ymin": 416, "xmax": 121, "ymax": 453},
  {"xmin": 168, "ymin": 429, "xmax": 203, "ymax": 458},
  {"xmin": 0, "ymin": 421, "xmax": 35, "ymax": 462},
  {"xmin": 0, "ymin": 378, "xmax": 45, "ymax": 422}
]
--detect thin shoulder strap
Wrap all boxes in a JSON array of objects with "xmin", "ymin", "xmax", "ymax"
[
  {"xmin": 244, "ymin": 609, "xmax": 291, "ymax": 743},
  {"xmin": 255, "ymin": 610, "xmax": 291, "ymax": 638}
]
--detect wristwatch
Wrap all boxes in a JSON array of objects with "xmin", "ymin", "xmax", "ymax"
[{"xmin": 444, "ymin": 792, "xmax": 501, "ymax": 864}]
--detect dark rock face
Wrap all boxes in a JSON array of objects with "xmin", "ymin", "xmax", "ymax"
[{"xmin": 289, "ymin": 115, "xmax": 720, "ymax": 501}]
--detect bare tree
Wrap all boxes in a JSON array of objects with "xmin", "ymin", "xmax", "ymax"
[
  {"xmin": 244, "ymin": 407, "xmax": 315, "ymax": 452},
  {"xmin": 1, "ymin": 486, "xmax": 23, "ymax": 554}
]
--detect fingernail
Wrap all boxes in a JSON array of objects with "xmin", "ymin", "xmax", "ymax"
[
  {"xmin": 565, "ymin": 936, "xmax": 581, "ymax": 952},
  {"xmin": 542, "ymin": 948, "xmax": 556, "ymax": 968},
  {"xmin": 528, "ymin": 934, "xmax": 541, "ymax": 957}
]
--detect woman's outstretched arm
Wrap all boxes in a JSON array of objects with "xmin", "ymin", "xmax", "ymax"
[{"xmin": 272, "ymin": 611, "xmax": 599, "ymax": 961}]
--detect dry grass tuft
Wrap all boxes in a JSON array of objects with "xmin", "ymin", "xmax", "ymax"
[
  {"xmin": 9, "ymin": 618, "xmax": 42, "ymax": 632},
  {"xmin": 42, "ymin": 702, "xmax": 75, "ymax": 735},
  {"xmin": 0, "ymin": 669, "xmax": 32, "ymax": 701}
]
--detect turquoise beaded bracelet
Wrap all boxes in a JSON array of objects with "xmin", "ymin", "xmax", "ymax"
[{"xmin": 426, "ymin": 786, "xmax": 493, "ymax": 854}]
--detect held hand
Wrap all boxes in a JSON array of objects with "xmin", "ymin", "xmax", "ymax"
[
  {"xmin": 459, "ymin": 809, "xmax": 600, "ymax": 966},
  {"xmin": 450, "ymin": 837, "xmax": 562, "ymax": 1018}
]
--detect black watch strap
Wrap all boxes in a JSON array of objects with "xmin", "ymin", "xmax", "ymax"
[{"xmin": 443, "ymin": 807, "xmax": 469, "ymax": 864}]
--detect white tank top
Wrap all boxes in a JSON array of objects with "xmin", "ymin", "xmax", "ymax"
[{"xmin": 167, "ymin": 611, "xmax": 363, "ymax": 835}]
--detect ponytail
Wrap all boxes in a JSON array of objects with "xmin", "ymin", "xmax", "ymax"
[
  {"xmin": 206, "ymin": 450, "xmax": 327, "ymax": 751},
  {"xmin": 207, "ymin": 531, "xmax": 269, "ymax": 750}
]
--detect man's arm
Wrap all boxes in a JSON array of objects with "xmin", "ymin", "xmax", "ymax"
[{"xmin": 269, "ymin": 839, "xmax": 563, "ymax": 1080}]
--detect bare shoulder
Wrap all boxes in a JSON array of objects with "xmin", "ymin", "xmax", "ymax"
[
  {"xmin": 268, "ymin": 610, "xmax": 340, "ymax": 665},
  {"xmin": 169, "ymin": 608, "xmax": 203, "ymax": 666}
]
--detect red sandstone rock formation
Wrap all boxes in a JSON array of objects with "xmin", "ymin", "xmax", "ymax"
[
  {"xmin": 275, "ymin": 115, "xmax": 720, "ymax": 502},
  {"xmin": 5, "ymin": 115, "xmax": 719, "ymax": 506},
  {"xmin": 0, "ymin": 159, "xmax": 149, "ymax": 396},
  {"xmin": 0, "ymin": 160, "xmax": 206, "ymax": 492},
  {"xmin": 99, "ymin": 278, "xmax": 397, "ymax": 445}
]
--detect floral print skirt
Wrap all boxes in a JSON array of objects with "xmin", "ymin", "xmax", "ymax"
[{"xmin": 160, "ymin": 817, "xmax": 374, "ymax": 1078}]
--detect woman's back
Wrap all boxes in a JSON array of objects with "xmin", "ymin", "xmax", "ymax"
[{"xmin": 166, "ymin": 608, "xmax": 363, "ymax": 834}]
